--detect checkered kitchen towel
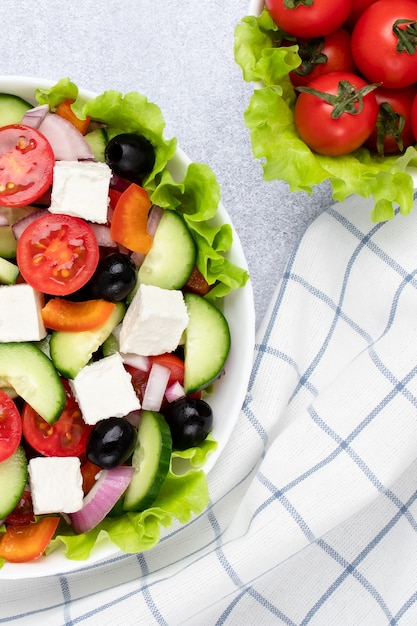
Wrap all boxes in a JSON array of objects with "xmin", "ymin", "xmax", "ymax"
[{"xmin": 2, "ymin": 191, "xmax": 417, "ymax": 625}]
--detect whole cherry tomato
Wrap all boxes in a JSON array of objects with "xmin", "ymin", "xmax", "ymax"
[
  {"xmin": 265, "ymin": 0, "xmax": 353, "ymax": 38},
  {"xmin": 294, "ymin": 72, "xmax": 379, "ymax": 156}
]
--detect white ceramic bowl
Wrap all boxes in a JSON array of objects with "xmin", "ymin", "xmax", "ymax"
[{"xmin": 0, "ymin": 76, "xmax": 255, "ymax": 578}]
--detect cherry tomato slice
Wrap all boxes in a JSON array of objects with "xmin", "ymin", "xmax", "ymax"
[
  {"xmin": 0, "ymin": 516, "xmax": 60, "ymax": 563},
  {"xmin": 22, "ymin": 379, "xmax": 92, "ymax": 457},
  {"xmin": 0, "ymin": 389, "xmax": 22, "ymax": 462},
  {"xmin": 0, "ymin": 124, "xmax": 54, "ymax": 208},
  {"xmin": 16, "ymin": 213, "xmax": 99, "ymax": 296}
]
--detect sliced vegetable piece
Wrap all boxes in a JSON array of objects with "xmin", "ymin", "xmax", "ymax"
[
  {"xmin": 0, "ymin": 446, "xmax": 28, "ymax": 519},
  {"xmin": 55, "ymin": 99, "xmax": 91, "ymax": 134},
  {"xmin": 22, "ymin": 379, "xmax": 93, "ymax": 457},
  {"xmin": 110, "ymin": 183, "xmax": 153, "ymax": 253},
  {"xmin": 0, "ymin": 390, "xmax": 22, "ymax": 462},
  {"xmin": 142, "ymin": 363, "xmax": 171, "ymax": 411},
  {"xmin": 123, "ymin": 410, "xmax": 172, "ymax": 512},
  {"xmin": 38, "ymin": 113, "xmax": 93, "ymax": 161},
  {"xmin": 41, "ymin": 298, "xmax": 116, "ymax": 332},
  {"xmin": 49, "ymin": 301, "xmax": 126, "ymax": 378},
  {"xmin": 138, "ymin": 209, "xmax": 196, "ymax": 290},
  {"xmin": 16, "ymin": 213, "xmax": 100, "ymax": 297},
  {"xmin": 69, "ymin": 465, "xmax": 135, "ymax": 534},
  {"xmin": 0, "ymin": 93, "xmax": 31, "ymax": 126},
  {"xmin": 0, "ymin": 257, "xmax": 19, "ymax": 285},
  {"xmin": 0, "ymin": 124, "xmax": 55, "ymax": 208},
  {"xmin": 183, "ymin": 293, "xmax": 231, "ymax": 393},
  {"xmin": 84, "ymin": 128, "xmax": 108, "ymax": 161},
  {"xmin": 0, "ymin": 516, "xmax": 60, "ymax": 563},
  {"xmin": 0, "ymin": 225, "xmax": 17, "ymax": 259},
  {"xmin": 0, "ymin": 342, "xmax": 66, "ymax": 424}
]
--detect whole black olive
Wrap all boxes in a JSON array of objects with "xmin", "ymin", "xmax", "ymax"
[
  {"xmin": 86, "ymin": 417, "xmax": 137, "ymax": 469},
  {"xmin": 105, "ymin": 133, "xmax": 155, "ymax": 183},
  {"xmin": 164, "ymin": 397, "xmax": 213, "ymax": 450},
  {"xmin": 90, "ymin": 252, "xmax": 137, "ymax": 302}
]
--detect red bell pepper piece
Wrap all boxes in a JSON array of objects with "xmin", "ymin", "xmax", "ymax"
[
  {"xmin": 110, "ymin": 183, "xmax": 153, "ymax": 254},
  {"xmin": 55, "ymin": 99, "xmax": 91, "ymax": 135},
  {"xmin": 0, "ymin": 516, "xmax": 60, "ymax": 563},
  {"xmin": 41, "ymin": 298, "xmax": 116, "ymax": 332}
]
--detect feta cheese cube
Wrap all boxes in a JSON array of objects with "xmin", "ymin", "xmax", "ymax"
[
  {"xmin": 29, "ymin": 456, "xmax": 83, "ymax": 515},
  {"xmin": 0, "ymin": 284, "xmax": 46, "ymax": 342},
  {"xmin": 49, "ymin": 160, "xmax": 112, "ymax": 224},
  {"xmin": 70, "ymin": 352, "xmax": 141, "ymax": 426},
  {"xmin": 119, "ymin": 284, "xmax": 189, "ymax": 356}
]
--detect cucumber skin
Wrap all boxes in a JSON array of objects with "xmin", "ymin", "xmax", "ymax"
[
  {"xmin": 0, "ymin": 257, "xmax": 19, "ymax": 285},
  {"xmin": 123, "ymin": 411, "xmax": 172, "ymax": 513},
  {"xmin": 138, "ymin": 210, "xmax": 196, "ymax": 290},
  {"xmin": 50, "ymin": 302, "xmax": 125, "ymax": 379},
  {"xmin": 0, "ymin": 94, "xmax": 31, "ymax": 126},
  {"xmin": 0, "ymin": 225, "xmax": 17, "ymax": 259},
  {"xmin": 183, "ymin": 293, "xmax": 231, "ymax": 394},
  {"xmin": 0, "ymin": 342, "xmax": 66, "ymax": 424},
  {"xmin": 84, "ymin": 128, "xmax": 108, "ymax": 162},
  {"xmin": 0, "ymin": 446, "xmax": 28, "ymax": 519}
]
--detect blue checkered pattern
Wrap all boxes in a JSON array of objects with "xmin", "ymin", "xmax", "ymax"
[{"xmin": 2, "ymin": 193, "xmax": 417, "ymax": 625}]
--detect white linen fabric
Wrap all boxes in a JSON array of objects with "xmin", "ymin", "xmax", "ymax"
[{"xmin": 2, "ymin": 193, "xmax": 417, "ymax": 625}]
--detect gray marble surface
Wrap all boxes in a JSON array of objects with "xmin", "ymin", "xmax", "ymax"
[{"xmin": 1, "ymin": 0, "xmax": 334, "ymax": 327}]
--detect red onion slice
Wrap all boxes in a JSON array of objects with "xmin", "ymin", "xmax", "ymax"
[
  {"xmin": 11, "ymin": 208, "xmax": 48, "ymax": 240},
  {"xmin": 165, "ymin": 380, "xmax": 186, "ymax": 403},
  {"xmin": 0, "ymin": 215, "xmax": 9, "ymax": 227},
  {"xmin": 121, "ymin": 352, "xmax": 150, "ymax": 372},
  {"xmin": 147, "ymin": 205, "xmax": 164, "ymax": 237},
  {"xmin": 89, "ymin": 223, "xmax": 117, "ymax": 248},
  {"xmin": 69, "ymin": 465, "xmax": 134, "ymax": 534},
  {"xmin": 21, "ymin": 104, "xmax": 49, "ymax": 128},
  {"xmin": 142, "ymin": 363, "xmax": 171, "ymax": 411},
  {"xmin": 38, "ymin": 113, "xmax": 93, "ymax": 161}
]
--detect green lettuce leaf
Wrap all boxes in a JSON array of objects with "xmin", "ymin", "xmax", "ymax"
[{"xmin": 234, "ymin": 11, "xmax": 417, "ymax": 222}]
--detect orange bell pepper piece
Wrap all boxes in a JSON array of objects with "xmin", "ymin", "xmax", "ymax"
[
  {"xmin": 41, "ymin": 298, "xmax": 116, "ymax": 332},
  {"xmin": 110, "ymin": 183, "xmax": 153, "ymax": 254},
  {"xmin": 0, "ymin": 516, "xmax": 60, "ymax": 563},
  {"xmin": 55, "ymin": 99, "xmax": 91, "ymax": 135}
]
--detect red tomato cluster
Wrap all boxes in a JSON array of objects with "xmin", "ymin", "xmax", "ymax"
[{"xmin": 265, "ymin": 0, "xmax": 417, "ymax": 157}]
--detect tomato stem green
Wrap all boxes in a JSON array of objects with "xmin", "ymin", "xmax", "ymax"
[
  {"xmin": 284, "ymin": 0, "xmax": 314, "ymax": 8},
  {"xmin": 296, "ymin": 80, "xmax": 379, "ymax": 119},
  {"xmin": 393, "ymin": 19, "xmax": 417, "ymax": 55}
]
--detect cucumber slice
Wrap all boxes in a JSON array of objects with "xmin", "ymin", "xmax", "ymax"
[
  {"xmin": 0, "ymin": 93, "xmax": 31, "ymax": 126},
  {"xmin": 138, "ymin": 210, "xmax": 196, "ymax": 290},
  {"xmin": 0, "ymin": 257, "xmax": 19, "ymax": 285},
  {"xmin": 0, "ymin": 343, "xmax": 65, "ymax": 423},
  {"xmin": 0, "ymin": 446, "xmax": 28, "ymax": 519},
  {"xmin": 84, "ymin": 128, "xmax": 108, "ymax": 162},
  {"xmin": 101, "ymin": 331, "xmax": 119, "ymax": 357},
  {"xmin": 50, "ymin": 302, "xmax": 125, "ymax": 378},
  {"xmin": 0, "ymin": 225, "xmax": 17, "ymax": 259},
  {"xmin": 123, "ymin": 410, "xmax": 172, "ymax": 512},
  {"xmin": 183, "ymin": 293, "xmax": 231, "ymax": 393}
]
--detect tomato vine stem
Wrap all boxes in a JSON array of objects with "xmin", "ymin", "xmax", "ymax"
[
  {"xmin": 296, "ymin": 80, "xmax": 379, "ymax": 119},
  {"xmin": 393, "ymin": 19, "xmax": 417, "ymax": 54},
  {"xmin": 283, "ymin": 0, "xmax": 314, "ymax": 8}
]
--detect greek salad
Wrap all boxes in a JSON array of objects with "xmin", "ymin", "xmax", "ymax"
[
  {"xmin": 234, "ymin": 1, "xmax": 417, "ymax": 222},
  {"xmin": 0, "ymin": 78, "xmax": 249, "ymax": 565}
]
